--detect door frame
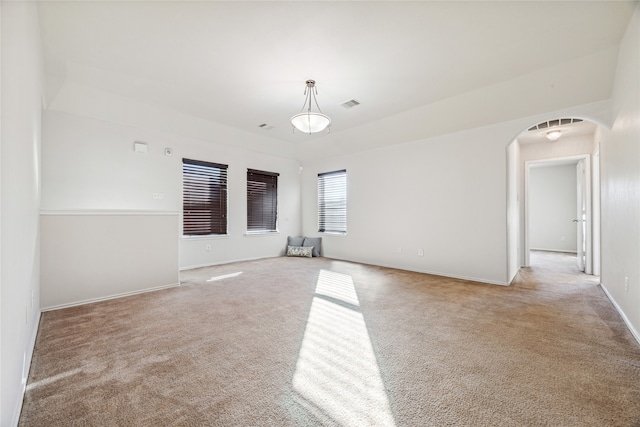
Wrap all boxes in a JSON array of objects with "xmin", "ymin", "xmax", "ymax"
[
  {"xmin": 523, "ymin": 154, "xmax": 592, "ymax": 272},
  {"xmin": 576, "ymin": 158, "xmax": 590, "ymax": 272}
]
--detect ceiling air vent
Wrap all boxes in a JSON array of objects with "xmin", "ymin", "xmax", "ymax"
[
  {"xmin": 340, "ymin": 99, "xmax": 361, "ymax": 109},
  {"xmin": 528, "ymin": 118, "xmax": 582, "ymax": 131}
]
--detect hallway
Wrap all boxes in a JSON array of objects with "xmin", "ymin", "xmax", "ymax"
[
  {"xmin": 514, "ymin": 250, "xmax": 638, "ymax": 353},
  {"xmin": 520, "ymin": 250, "xmax": 600, "ymax": 290}
]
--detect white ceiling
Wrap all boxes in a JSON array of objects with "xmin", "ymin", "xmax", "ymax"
[{"xmin": 37, "ymin": 1, "xmax": 636, "ymax": 152}]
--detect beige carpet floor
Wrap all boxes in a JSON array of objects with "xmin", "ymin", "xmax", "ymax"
[{"xmin": 19, "ymin": 251, "xmax": 640, "ymax": 426}]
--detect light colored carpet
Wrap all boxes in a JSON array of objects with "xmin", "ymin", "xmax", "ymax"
[{"xmin": 19, "ymin": 251, "xmax": 640, "ymax": 426}]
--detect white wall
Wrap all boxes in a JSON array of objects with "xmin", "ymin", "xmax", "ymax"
[
  {"xmin": 529, "ymin": 164, "xmax": 577, "ymax": 252},
  {"xmin": 40, "ymin": 213, "xmax": 180, "ymax": 309},
  {"xmin": 0, "ymin": 2, "xmax": 43, "ymax": 425},
  {"xmin": 592, "ymin": 127, "xmax": 602, "ymax": 276},
  {"xmin": 48, "ymin": 80, "xmax": 297, "ymax": 160},
  {"xmin": 600, "ymin": 3, "xmax": 640, "ymax": 341},
  {"xmin": 520, "ymin": 134, "xmax": 597, "ymax": 163},
  {"xmin": 301, "ymin": 124, "xmax": 511, "ymax": 285},
  {"xmin": 41, "ymin": 110, "xmax": 302, "ymax": 272}
]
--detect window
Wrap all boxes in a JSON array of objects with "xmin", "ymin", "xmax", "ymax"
[
  {"xmin": 318, "ymin": 169, "xmax": 347, "ymax": 233},
  {"xmin": 247, "ymin": 169, "xmax": 279, "ymax": 232},
  {"xmin": 182, "ymin": 158, "xmax": 228, "ymax": 235}
]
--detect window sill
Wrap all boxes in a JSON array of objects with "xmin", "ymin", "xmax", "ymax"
[
  {"xmin": 245, "ymin": 231, "xmax": 280, "ymax": 237},
  {"xmin": 181, "ymin": 234, "xmax": 230, "ymax": 240},
  {"xmin": 319, "ymin": 231, "xmax": 347, "ymax": 236}
]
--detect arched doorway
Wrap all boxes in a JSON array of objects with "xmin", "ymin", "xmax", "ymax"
[{"xmin": 507, "ymin": 117, "xmax": 604, "ymax": 282}]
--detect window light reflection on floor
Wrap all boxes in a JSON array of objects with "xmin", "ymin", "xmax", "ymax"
[
  {"xmin": 292, "ymin": 269, "xmax": 395, "ymax": 426},
  {"xmin": 26, "ymin": 367, "xmax": 83, "ymax": 391},
  {"xmin": 206, "ymin": 272, "xmax": 243, "ymax": 282}
]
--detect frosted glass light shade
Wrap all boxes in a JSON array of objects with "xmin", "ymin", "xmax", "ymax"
[
  {"xmin": 546, "ymin": 130, "xmax": 561, "ymax": 141},
  {"xmin": 291, "ymin": 112, "xmax": 331, "ymax": 134}
]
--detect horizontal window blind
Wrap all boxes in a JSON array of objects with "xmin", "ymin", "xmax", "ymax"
[
  {"xmin": 247, "ymin": 169, "xmax": 278, "ymax": 232},
  {"xmin": 318, "ymin": 169, "xmax": 347, "ymax": 233},
  {"xmin": 183, "ymin": 159, "xmax": 228, "ymax": 235}
]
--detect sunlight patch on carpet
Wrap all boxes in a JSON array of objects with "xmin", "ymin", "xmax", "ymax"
[
  {"xmin": 206, "ymin": 272, "xmax": 242, "ymax": 282},
  {"xmin": 26, "ymin": 368, "xmax": 82, "ymax": 391},
  {"xmin": 292, "ymin": 269, "xmax": 395, "ymax": 426}
]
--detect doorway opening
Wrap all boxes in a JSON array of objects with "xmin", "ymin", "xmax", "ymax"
[
  {"xmin": 506, "ymin": 117, "xmax": 603, "ymax": 283},
  {"xmin": 525, "ymin": 155, "xmax": 592, "ymax": 273}
]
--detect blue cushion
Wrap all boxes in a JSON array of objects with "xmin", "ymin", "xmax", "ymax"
[
  {"xmin": 303, "ymin": 237, "xmax": 322, "ymax": 257},
  {"xmin": 287, "ymin": 236, "xmax": 305, "ymax": 246}
]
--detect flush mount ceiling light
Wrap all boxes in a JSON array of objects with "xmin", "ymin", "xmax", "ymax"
[
  {"xmin": 291, "ymin": 79, "xmax": 331, "ymax": 134},
  {"xmin": 546, "ymin": 130, "xmax": 562, "ymax": 141}
]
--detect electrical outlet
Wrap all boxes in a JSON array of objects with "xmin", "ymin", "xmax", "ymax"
[
  {"xmin": 397, "ymin": 247, "xmax": 403, "ymax": 254},
  {"xmin": 560, "ymin": 236, "xmax": 566, "ymax": 242},
  {"xmin": 205, "ymin": 244, "xmax": 211, "ymax": 252},
  {"xmin": 625, "ymin": 276, "xmax": 629, "ymax": 292},
  {"xmin": 152, "ymin": 192, "xmax": 164, "ymax": 200},
  {"xmin": 418, "ymin": 248, "xmax": 424, "ymax": 256}
]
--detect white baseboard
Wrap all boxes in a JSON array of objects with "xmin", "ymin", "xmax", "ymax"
[
  {"xmin": 327, "ymin": 255, "xmax": 509, "ymax": 286},
  {"xmin": 600, "ymin": 282, "xmax": 640, "ymax": 346},
  {"xmin": 530, "ymin": 248, "xmax": 578, "ymax": 254},
  {"xmin": 41, "ymin": 283, "xmax": 180, "ymax": 312},
  {"xmin": 410, "ymin": 266, "xmax": 509, "ymax": 286}
]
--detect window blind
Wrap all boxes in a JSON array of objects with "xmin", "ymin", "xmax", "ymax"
[
  {"xmin": 247, "ymin": 169, "xmax": 279, "ymax": 232},
  {"xmin": 318, "ymin": 169, "xmax": 347, "ymax": 233},
  {"xmin": 182, "ymin": 158, "xmax": 228, "ymax": 235}
]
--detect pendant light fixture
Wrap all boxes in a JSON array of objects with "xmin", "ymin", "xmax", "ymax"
[{"xmin": 291, "ymin": 80, "xmax": 331, "ymax": 134}]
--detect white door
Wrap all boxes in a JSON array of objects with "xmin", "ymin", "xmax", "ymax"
[{"xmin": 576, "ymin": 160, "xmax": 587, "ymax": 272}]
